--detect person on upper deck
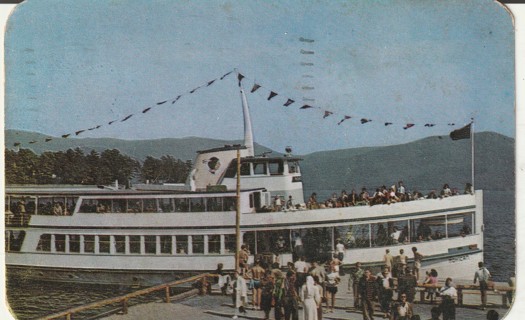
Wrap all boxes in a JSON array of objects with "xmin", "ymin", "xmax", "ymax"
[
  {"xmin": 441, "ymin": 184, "xmax": 452, "ymax": 197},
  {"xmin": 464, "ymin": 183, "xmax": 474, "ymax": 195}
]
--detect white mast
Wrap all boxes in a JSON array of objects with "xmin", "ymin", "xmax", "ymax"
[{"xmin": 240, "ymin": 87, "xmax": 254, "ymax": 157}]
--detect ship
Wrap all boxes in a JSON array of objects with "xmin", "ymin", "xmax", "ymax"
[{"xmin": 4, "ymin": 88, "xmax": 483, "ymax": 286}]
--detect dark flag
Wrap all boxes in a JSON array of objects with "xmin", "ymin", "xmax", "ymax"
[
  {"xmin": 450, "ymin": 123, "xmax": 471, "ymax": 140},
  {"xmin": 207, "ymin": 79, "xmax": 216, "ymax": 86},
  {"xmin": 337, "ymin": 115, "xmax": 351, "ymax": 125},
  {"xmin": 237, "ymin": 73, "xmax": 245, "ymax": 86},
  {"xmin": 283, "ymin": 99, "xmax": 295, "ymax": 107},
  {"xmin": 250, "ymin": 84, "xmax": 261, "ymax": 93},
  {"xmin": 300, "ymin": 104, "xmax": 313, "ymax": 109},
  {"xmin": 361, "ymin": 118, "xmax": 371, "ymax": 124},
  {"xmin": 189, "ymin": 86, "xmax": 201, "ymax": 94},
  {"xmin": 121, "ymin": 114, "xmax": 133, "ymax": 122},
  {"xmin": 13, "ymin": 142, "xmax": 21, "ymax": 147},
  {"xmin": 323, "ymin": 111, "xmax": 333, "ymax": 119},
  {"xmin": 62, "ymin": 134, "xmax": 71, "ymax": 138},
  {"xmin": 45, "ymin": 138, "xmax": 53, "ymax": 142},
  {"xmin": 424, "ymin": 123, "xmax": 435, "ymax": 127},
  {"xmin": 403, "ymin": 123, "xmax": 415, "ymax": 130},
  {"xmin": 75, "ymin": 130, "xmax": 85, "ymax": 135},
  {"xmin": 108, "ymin": 120, "xmax": 116, "ymax": 125},
  {"xmin": 157, "ymin": 100, "xmax": 167, "ymax": 105},
  {"xmin": 267, "ymin": 91, "xmax": 278, "ymax": 100},
  {"xmin": 172, "ymin": 95, "xmax": 181, "ymax": 104},
  {"xmin": 384, "ymin": 122, "xmax": 393, "ymax": 126},
  {"xmin": 220, "ymin": 71, "xmax": 233, "ymax": 80},
  {"xmin": 142, "ymin": 107, "xmax": 152, "ymax": 113}
]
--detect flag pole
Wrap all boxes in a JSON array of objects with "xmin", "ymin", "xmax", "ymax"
[{"xmin": 471, "ymin": 120, "xmax": 475, "ymax": 190}]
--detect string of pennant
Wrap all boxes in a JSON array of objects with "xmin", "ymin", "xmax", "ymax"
[
  {"xmin": 13, "ymin": 69, "xmax": 467, "ymax": 148},
  {"xmin": 235, "ymin": 71, "xmax": 464, "ymax": 129}
]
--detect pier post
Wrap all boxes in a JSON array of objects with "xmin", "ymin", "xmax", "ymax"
[
  {"xmin": 122, "ymin": 298, "xmax": 128, "ymax": 314},
  {"xmin": 165, "ymin": 286, "xmax": 171, "ymax": 303},
  {"xmin": 457, "ymin": 288, "xmax": 463, "ymax": 306}
]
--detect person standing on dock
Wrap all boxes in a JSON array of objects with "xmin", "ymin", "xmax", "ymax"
[
  {"xmin": 473, "ymin": 261, "xmax": 492, "ymax": 310},
  {"xmin": 359, "ymin": 269, "xmax": 378, "ymax": 320},
  {"xmin": 438, "ymin": 277, "xmax": 457, "ymax": 320},
  {"xmin": 232, "ymin": 270, "xmax": 248, "ymax": 319},
  {"xmin": 411, "ymin": 247, "xmax": 424, "ymax": 281},
  {"xmin": 300, "ymin": 275, "xmax": 321, "ymax": 320},
  {"xmin": 351, "ymin": 262, "xmax": 365, "ymax": 309}
]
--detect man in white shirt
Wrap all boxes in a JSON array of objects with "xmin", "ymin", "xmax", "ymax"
[{"xmin": 473, "ymin": 261, "xmax": 491, "ymax": 310}]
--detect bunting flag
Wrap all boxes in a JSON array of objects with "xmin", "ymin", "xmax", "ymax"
[
  {"xmin": 251, "ymin": 84, "xmax": 261, "ymax": 93},
  {"xmin": 75, "ymin": 130, "xmax": 85, "ymax": 135},
  {"xmin": 121, "ymin": 114, "xmax": 133, "ymax": 122},
  {"xmin": 172, "ymin": 95, "xmax": 181, "ymax": 104},
  {"xmin": 337, "ymin": 115, "xmax": 352, "ymax": 125},
  {"xmin": 361, "ymin": 118, "xmax": 371, "ymax": 124},
  {"xmin": 13, "ymin": 142, "xmax": 20, "ymax": 147},
  {"xmin": 267, "ymin": 91, "xmax": 278, "ymax": 100},
  {"xmin": 403, "ymin": 123, "xmax": 415, "ymax": 130},
  {"xmin": 300, "ymin": 49, "xmax": 315, "ymax": 54},
  {"xmin": 283, "ymin": 99, "xmax": 295, "ymax": 107},
  {"xmin": 142, "ymin": 107, "xmax": 152, "ymax": 113},
  {"xmin": 300, "ymin": 62, "xmax": 314, "ymax": 66},
  {"xmin": 157, "ymin": 100, "xmax": 167, "ymax": 105},
  {"xmin": 450, "ymin": 123, "xmax": 471, "ymax": 140},
  {"xmin": 220, "ymin": 71, "xmax": 233, "ymax": 80},
  {"xmin": 45, "ymin": 138, "xmax": 52, "ymax": 142},
  {"xmin": 62, "ymin": 134, "xmax": 70, "ymax": 138},
  {"xmin": 108, "ymin": 120, "xmax": 117, "ymax": 125},
  {"xmin": 299, "ymin": 37, "xmax": 315, "ymax": 43},
  {"xmin": 323, "ymin": 111, "xmax": 333, "ymax": 119},
  {"xmin": 424, "ymin": 123, "xmax": 435, "ymax": 127},
  {"xmin": 385, "ymin": 122, "xmax": 393, "ymax": 126},
  {"xmin": 237, "ymin": 73, "xmax": 245, "ymax": 86},
  {"xmin": 301, "ymin": 104, "xmax": 314, "ymax": 109},
  {"xmin": 207, "ymin": 79, "xmax": 216, "ymax": 86},
  {"xmin": 189, "ymin": 86, "xmax": 201, "ymax": 94},
  {"xmin": 448, "ymin": 123, "xmax": 455, "ymax": 126},
  {"xmin": 301, "ymin": 86, "xmax": 314, "ymax": 90}
]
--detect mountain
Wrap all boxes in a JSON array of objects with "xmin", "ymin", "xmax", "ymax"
[
  {"xmin": 5, "ymin": 130, "xmax": 514, "ymax": 193},
  {"xmin": 4, "ymin": 130, "xmax": 277, "ymax": 162},
  {"xmin": 300, "ymin": 132, "xmax": 514, "ymax": 196}
]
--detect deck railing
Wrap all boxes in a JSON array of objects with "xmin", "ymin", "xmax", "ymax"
[{"xmin": 36, "ymin": 273, "xmax": 214, "ymax": 320}]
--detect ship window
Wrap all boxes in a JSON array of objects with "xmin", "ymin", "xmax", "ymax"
[
  {"xmin": 55, "ymin": 234, "xmax": 66, "ymax": 252},
  {"xmin": 175, "ymin": 198, "xmax": 189, "ymax": 212},
  {"xmin": 95, "ymin": 200, "xmax": 111, "ymax": 213},
  {"xmin": 253, "ymin": 162, "xmax": 267, "ymax": 175},
  {"xmin": 38, "ymin": 197, "xmax": 55, "ymax": 215},
  {"xmin": 127, "ymin": 199, "xmax": 143, "ymax": 213},
  {"xmin": 288, "ymin": 161, "xmax": 300, "ymax": 174},
  {"xmin": 36, "ymin": 234, "xmax": 52, "ymax": 252},
  {"xmin": 242, "ymin": 231, "xmax": 256, "ymax": 255},
  {"xmin": 299, "ymin": 228, "xmax": 333, "ymax": 261},
  {"xmin": 223, "ymin": 197, "xmax": 236, "ymax": 211},
  {"xmin": 269, "ymin": 160, "xmax": 284, "ymax": 175},
  {"xmin": 176, "ymin": 235, "xmax": 188, "ymax": 254},
  {"xmin": 160, "ymin": 236, "xmax": 172, "ymax": 254},
  {"xmin": 208, "ymin": 235, "xmax": 221, "ymax": 254},
  {"xmin": 446, "ymin": 213, "xmax": 472, "ymax": 238},
  {"xmin": 6, "ymin": 230, "xmax": 26, "ymax": 252},
  {"xmin": 189, "ymin": 198, "xmax": 205, "ymax": 212},
  {"xmin": 129, "ymin": 236, "xmax": 141, "ymax": 254},
  {"xmin": 99, "ymin": 235, "xmax": 110, "ymax": 254},
  {"xmin": 115, "ymin": 236, "xmax": 126, "ymax": 254},
  {"xmin": 352, "ymin": 225, "xmax": 371, "ymax": 249},
  {"xmin": 192, "ymin": 235, "xmax": 204, "ymax": 254},
  {"xmin": 207, "ymin": 197, "xmax": 223, "ymax": 212},
  {"xmin": 256, "ymin": 230, "xmax": 290, "ymax": 254},
  {"xmin": 112, "ymin": 199, "xmax": 127, "ymax": 213},
  {"xmin": 68, "ymin": 235, "xmax": 80, "ymax": 253},
  {"xmin": 160, "ymin": 198, "xmax": 174, "ymax": 213},
  {"xmin": 144, "ymin": 199, "xmax": 158, "ymax": 213},
  {"xmin": 240, "ymin": 162, "xmax": 251, "ymax": 176},
  {"xmin": 224, "ymin": 234, "xmax": 236, "ymax": 254},
  {"xmin": 224, "ymin": 161, "xmax": 237, "ymax": 178},
  {"xmin": 84, "ymin": 235, "xmax": 95, "ymax": 253},
  {"xmin": 9, "ymin": 197, "xmax": 35, "ymax": 215},
  {"xmin": 144, "ymin": 236, "xmax": 157, "ymax": 254}
]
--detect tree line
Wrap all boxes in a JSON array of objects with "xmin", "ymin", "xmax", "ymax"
[{"xmin": 5, "ymin": 148, "xmax": 192, "ymax": 186}]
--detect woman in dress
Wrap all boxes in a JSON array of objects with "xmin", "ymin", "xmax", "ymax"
[{"xmin": 301, "ymin": 275, "xmax": 321, "ymax": 320}]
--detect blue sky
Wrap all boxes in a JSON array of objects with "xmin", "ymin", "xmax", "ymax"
[{"xmin": 4, "ymin": 0, "xmax": 515, "ymax": 154}]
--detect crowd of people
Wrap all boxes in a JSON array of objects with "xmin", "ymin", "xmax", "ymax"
[
  {"xmin": 303, "ymin": 182, "xmax": 474, "ymax": 210},
  {"xmin": 210, "ymin": 245, "xmax": 506, "ymax": 320}
]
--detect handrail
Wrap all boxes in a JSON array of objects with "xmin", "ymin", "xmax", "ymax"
[{"xmin": 37, "ymin": 273, "xmax": 214, "ymax": 320}]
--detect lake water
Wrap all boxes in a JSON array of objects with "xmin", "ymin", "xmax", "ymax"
[{"xmin": 4, "ymin": 190, "xmax": 515, "ymax": 319}]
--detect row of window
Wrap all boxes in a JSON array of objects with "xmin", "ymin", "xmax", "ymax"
[
  {"xmin": 36, "ymin": 234, "xmax": 237, "ymax": 255},
  {"xmin": 79, "ymin": 197, "xmax": 237, "ymax": 213}
]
